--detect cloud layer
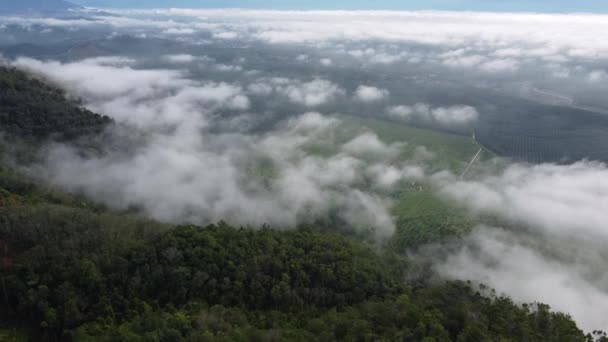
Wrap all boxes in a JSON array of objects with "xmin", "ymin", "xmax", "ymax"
[
  {"xmin": 439, "ymin": 161, "xmax": 608, "ymax": 241},
  {"xmin": 433, "ymin": 161, "xmax": 608, "ymax": 331},
  {"xmin": 86, "ymin": 9, "xmax": 608, "ymax": 57},
  {"xmin": 436, "ymin": 227, "xmax": 608, "ymax": 332},
  {"xmin": 14, "ymin": 57, "xmax": 431, "ymax": 240},
  {"xmin": 387, "ymin": 104, "xmax": 478, "ymax": 127},
  {"xmin": 355, "ymin": 85, "xmax": 389, "ymax": 102}
]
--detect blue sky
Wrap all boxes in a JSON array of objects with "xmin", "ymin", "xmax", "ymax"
[{"xmin": 71, "ymin": 0, "xmax": 608, "ymax": 12}]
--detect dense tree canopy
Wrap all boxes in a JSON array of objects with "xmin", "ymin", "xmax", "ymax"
[
  {"xmin": 0, "ymin": 207, "xmax": 591, "ymax": 341},
  {"xmin": 0, "ymin": 66, "xmax": 111, "ymax": 142}
]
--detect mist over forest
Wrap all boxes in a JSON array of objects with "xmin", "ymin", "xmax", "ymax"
[{"xmin": 1, "ymin": 5, "xmax": 608, "ymax": 341}]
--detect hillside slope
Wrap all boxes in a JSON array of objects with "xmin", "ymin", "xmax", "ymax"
[
  {"xmin": 0, "ymin": 67, "xmax": 598, "ymax": 341},
  {"xmin": 0, "ymin": 66, "xmax": 111, "ymax": 142}
]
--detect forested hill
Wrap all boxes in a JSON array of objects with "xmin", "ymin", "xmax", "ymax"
[
  {"xmin": 0, "ymin": 66, "xmax": 111, "ymax": 142},
  {"xmin": 0, "ymin": 67, "xmax": 600, "ymax": 341}
]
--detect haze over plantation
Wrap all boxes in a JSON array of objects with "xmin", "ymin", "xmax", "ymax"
[{"xmin": 0, "ymin": 1, "xmax": 607, "ymax": 341}]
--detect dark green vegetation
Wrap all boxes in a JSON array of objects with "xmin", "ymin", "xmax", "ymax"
[
  {"xmin": 0, "ymin": 216, "xmax": 591, "ymax": 341},
  {"xmin": 474, "ymin": 96, "xmax": 608, "ymax": 164},
  {"xmin": 0, "ymin": 66, "xmax": 600, "ymax": 341},
  {"xmin": 0, "ymin": 66, "xmax": 111, "ymax": 143}
]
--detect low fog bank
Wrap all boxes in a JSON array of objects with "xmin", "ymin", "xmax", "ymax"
[
  {"xmin": 14, "ymin": 57, "xmax": 440, "ymax": 240},
  {"xmin": 439, "ymin": 161, "xmax": 608, "ymax": 241},
  {"xmin": 435, "ymin": 227, "xmax": 608, "ymax": 332},
  {"xmin": 432, "ymin": 161, "xmax": 608, "ymax": 331},
  {"xmin": 5, "ymin": 9, "xmax": 608, "ymax": 112}
]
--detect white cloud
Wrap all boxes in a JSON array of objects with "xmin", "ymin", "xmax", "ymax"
[
  {"xmin": 437, "ymin": 227, "xmax": 608, "ymax": 332},
  {"xmin": 275, "ymin": 78, "xmax": 344, "ymax": 107},
  {"xmin": 215, "ymin": 64, "xmax": 243, "ymax": 72},
  {"xmin": 413, "ymin": 146, "xmax": 435, "ymax": 160},
  {"xmin": 9, "ymin": 9, "xmax": 608, "ymax": 64},
  {"xmin": 479, "ymin": 58, "xmax": 519, "ymax": 73},
  {"xmin": 354, "ymin": 85, "xmax": 390, "ymax": 102},
  {"xmin": 433, "ymin": 160, "xmax": 608, "ymax": 332},
  {"xmin": 13, "ymin": 57, "xmax": 249, "ymax": 129},
  {"xmin": 387, "ymin": 104, "xmax": 478, "ymax": 126},
  {"xmin": 492, "ymin": 47, "xmax": 524, "ymax": 58},
  {"xmin": 213, "ymin": 31, "xmax": 238, "ymax": 40},
  {"xmin": 164, "ymin": 28, "xmax": 195, "ymax": 35},
  {"xmin": 80, "ymin": 56, "xmax": 136, "ymax": 66},
  {"xmin": 587, "ymin": 70, "xmax": 607, "ymax": 83},
  {"xmin": 442, "ymin": 54, "xmax": 485, "ymax": 68},
  {"xmin": 163, "ymin": 54, "xmax": 197, "ymax": 63},
  {"xmin": 347, "ymin": 48, "xmax": 407, "ymax": 64},
  {"xmin": 369, "ymin": 52, "xmax": 406, "ymax": 64},
  {"xmin": 342, "ymin": 132, "xmax": 402, "ymax": 159},
  {"xmin": 284, "ymin": 111, "xmax": 339, "ymax": 133},
  {"xmin": 15, "ymin": 57, "xmax": 187, "ymax": 100},
  {"xmin": 367, "ymin": 164, "xmax": 424, "ymax": 189},
  {"xmin": 6, "ymin": 9, "xmax": 608, "ymax": 80},
  {"xmin": 247, "ymin": 82, "xmax": 274, "ymax": 96},
  {"xmin": 320, "ymin": 58, "xmax": 333, "ymax": 66},
  {"xmin": 109, "ymin": 9, "xmax": 603, "ymax": 64},
  {"xmin": 439, "ymin": 161, "xmax": 608, "ymax": 241},
  {"xmin": 387, "ymin": 105, "xmax": 418, "ymax": 120},
  {"xmin": 245, "ymin": 77, "xmax": 344, "ymax": 106},
  {"xmin": 431, "ymin": 106, "xmax": 478, "ymax": 126},
  {"xmin": 13, "ymin": 58, "xmax": 418, "ymax": 240}
]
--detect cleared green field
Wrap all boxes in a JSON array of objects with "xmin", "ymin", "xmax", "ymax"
[
  {"xmin": 334, "ymin": 114, "xmax": 486, "ymax": 174},
  {"xmin": 389, "ymin": 189, "xmax": 473, "ymax": 250},
  {"xmin": 333, "ymin": 114, "xmax": 489, "ymax": 250}
]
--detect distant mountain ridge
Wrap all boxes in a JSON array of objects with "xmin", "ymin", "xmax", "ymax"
[{"xmin": 0, "ymin": 0, "xmax": 79, "ymax": 13}]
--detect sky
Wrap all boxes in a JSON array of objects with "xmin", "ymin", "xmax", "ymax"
[{"xmin": 70, "ymin": 0, "xmax": 608, "ymax": 13}]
